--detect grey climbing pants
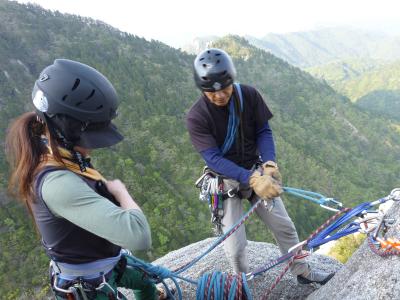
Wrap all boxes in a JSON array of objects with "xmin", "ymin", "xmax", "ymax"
[{"xmin": 221, "ymin": 178, "xmax": 309, "ymax": 276}]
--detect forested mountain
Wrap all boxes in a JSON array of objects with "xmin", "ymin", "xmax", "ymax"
[
  {"xmin": 307, "ymin": 60, "xmax": 400, "ymax": 99},
  {"xmin": 356, "ymin": 90, "xmax": 400, "ymax": 121},
  {"xmin": 306, "ymin": 59, "xmax": 388, "ymax": 88},
  {"xmin": 1, "ymin": 1, "xmax": 400, "ymax": 298},
  {"xmin": 307, "ymin": 60, "xmax": 400, "ymax": 120}
]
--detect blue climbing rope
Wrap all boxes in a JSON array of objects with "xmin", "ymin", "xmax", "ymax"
[
  {"xmin": 174, "ymin": 199, "xmax": 262, "ymax": 275},
  {"xmin": 196, "ymin": 272, "xmax": 252, "ymax": 300},
  {"xmin": 220, "ymin": 83, "xmax": 243, "ymax": 155}
]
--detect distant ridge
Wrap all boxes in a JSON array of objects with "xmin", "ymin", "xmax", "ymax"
[{"xmin": 183, "ymin": 28, "xmax": 400, "ymax": 67}]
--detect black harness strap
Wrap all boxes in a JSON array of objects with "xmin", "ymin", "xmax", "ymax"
[{"xmin": 114, "ymin": 256, "xmax": 127, "ymax": 284}]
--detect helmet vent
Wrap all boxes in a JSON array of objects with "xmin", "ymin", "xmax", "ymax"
[
  {"xmin": 199, "ymin": 57, "xmax": 205, "ymax": 61},
  {"xmin": 201, "ymin": 76, "xmax": 208, "ymax": 81},
  {"xmin": 216, "ymin": 59, "xmax": 220, "ymax": 64},
  {"xmin": 71, "ymin": 78, "xmax": 80, "ymax": 91},
  {"xmin": 215, "ymin": 53, "xmax": 221, "ymax": 56},
  {"xmin": 96, "ymin": 105, "xmax": 103, "ymax": 110},
  {"xmin": 86, "ymin": 89, "xmax": 96, "ymax": 100},
  {"xmin": 62, "ymin": 95, "xmax": 68, "ymax": 101},
  {"xmin": 75, "ymin": 101, "xmax": 82, "ymax": 107},
  {"xmin": 221, "ymin": 71, "xmax": 227, "ymax": 75}
]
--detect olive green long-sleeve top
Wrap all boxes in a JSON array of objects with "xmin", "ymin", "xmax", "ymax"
[{"xmin": 41, "ymin": 170, "xmax": 152, "ymax": 251}]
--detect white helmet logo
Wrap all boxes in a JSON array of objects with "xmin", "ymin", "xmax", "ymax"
[
  {"xmin": 213, "ymin": 82, "xmax": 222, "ymax": 90},
  {"xmin": 39, "ymin": 73, "xmax": 49, "ymax": 82},
  {"xmin": 33, "ymin": 90, "xmax": 48, "ymax": 112}
]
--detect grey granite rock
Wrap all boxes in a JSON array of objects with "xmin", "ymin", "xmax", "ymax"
[{"xmin": 147, "ymin": 238, "xmax": 341, "ymax": 299}]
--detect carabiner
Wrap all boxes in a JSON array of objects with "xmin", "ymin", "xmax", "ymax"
[
  {"xmin": 320, "ymin": 198, "xmax": 343, "ymax": 212},
  {"xmin": 288, "ymin": 240, "xmax": 307, "ymax": 253}
]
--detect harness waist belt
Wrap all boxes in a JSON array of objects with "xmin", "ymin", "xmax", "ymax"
[{"xmin": 51, "ymin": 250, "xmax": 123, "ymax": 280}]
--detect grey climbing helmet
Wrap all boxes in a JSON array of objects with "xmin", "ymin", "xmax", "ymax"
[
  {"xmin": 32, "ymin": 59, "xmax": 123, "ymax": 148},
  {"xmin": 193, "ymin": 48, "xmax": 236, "ymax": 92}
]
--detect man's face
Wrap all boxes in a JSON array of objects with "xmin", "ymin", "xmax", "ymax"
[{"xmin": 204, "ymin": 85, "xmax": 233, "ymax": 106}]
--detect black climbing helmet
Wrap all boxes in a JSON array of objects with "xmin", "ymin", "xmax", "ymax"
[
  {"xmin": 193, "ymin": 48, "xmax": 236, "ymax": 92},
  {"xmin": 32, "ymin": 59, "xmax": 123, "ymax": 148}
]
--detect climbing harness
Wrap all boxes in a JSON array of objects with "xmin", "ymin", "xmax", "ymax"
[
  {"xmin": 50, "ymin": 252, "xmax": 130, "ymax": 300},
  {"xmin": 52, "ymin": 272, "xmax": 126, "ymax": 300}
]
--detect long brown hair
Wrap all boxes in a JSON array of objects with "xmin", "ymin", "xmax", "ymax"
[{"xmin": 5, "ymin": 112, "xmax": 63, "ymax": 215}]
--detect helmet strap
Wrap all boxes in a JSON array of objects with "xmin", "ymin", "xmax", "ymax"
[
  {"xmin": 45, "ymin": 115, "xmax": 87, "ymax": 172},
  {"xmin": 55, "ymin": 128, "xmax": 87, "ymax": 172},
  {"xmin": 72, "ymin": 150, "xmax": 87, "ymax": 172}
]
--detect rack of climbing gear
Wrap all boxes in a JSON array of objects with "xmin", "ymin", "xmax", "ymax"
[{"xmin": 196, "ymin": 169, "xmax": 226, "ymax": 236}]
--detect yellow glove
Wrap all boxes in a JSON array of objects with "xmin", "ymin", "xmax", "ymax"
[
  {"xmin": 262, "ymin": 161, "xmax": 282, "ymax": 185},
  {"xmin": 249, "ymin": 171, "xmax": 282, "ymax": 199}
]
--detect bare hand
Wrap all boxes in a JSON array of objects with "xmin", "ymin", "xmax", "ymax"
[
  {"xmin": 105, "ymin": 179, "xmax": 128, "ymax": 199},
  {"xmin": 104, "ymin": 180, "xmax": 141, "ymax": 211}
]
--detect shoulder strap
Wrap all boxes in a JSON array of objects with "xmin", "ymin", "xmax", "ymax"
[
  {"xmin": 233, "ymin": 83, "xmax": 244, "ymax": 112},
  {"xmin": 35, "ymin": 166, "xmax": 65, "ymax": 203}
]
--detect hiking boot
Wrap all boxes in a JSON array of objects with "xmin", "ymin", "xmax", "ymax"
[{"xmin": 297, "ymin": 270, "xmax": 335, "ymax": 285}]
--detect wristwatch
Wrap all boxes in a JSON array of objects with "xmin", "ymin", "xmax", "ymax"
[{"xmin": 264, "ymin": 160, "xmax": 278, "ymax": 168}]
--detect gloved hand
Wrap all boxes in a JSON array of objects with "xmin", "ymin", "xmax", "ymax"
[
  {"xmin": 249, "ymin": 171, "xmax": 282, "ymax": 199},
  {"xmin": 262, "ymin": 161, "xmax": 282, "ymax": 185}
]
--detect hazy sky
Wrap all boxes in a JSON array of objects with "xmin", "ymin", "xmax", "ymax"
[{"xmin": 17, "ymin": 0, "xmax": 400, "ymax": 47}]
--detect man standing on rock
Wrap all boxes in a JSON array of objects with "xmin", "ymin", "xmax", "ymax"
[{"xmin": 185, "ymin": 48, "xmax": 334, "ymax": 285}]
